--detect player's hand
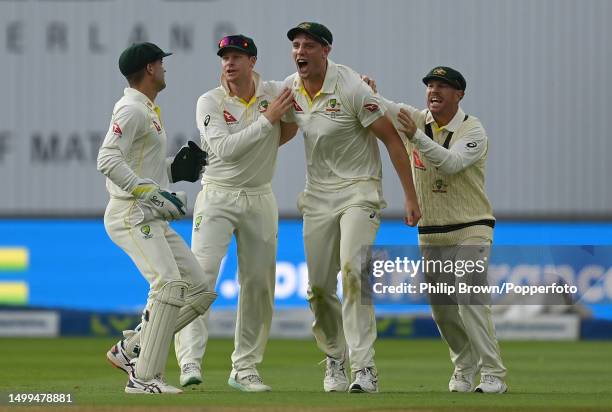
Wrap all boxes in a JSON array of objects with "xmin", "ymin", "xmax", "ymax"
[
  {"xmin": 361, "ymin": 74, "xmax": 377, "ymax": 93},
  {"xmin": 132, "ymin": 179, "xmax": 186, "ymax": 221},
  {"xmin": 398, "ymin": 108, "xmax": 417, "ymax": 140},
  {"xmin": 171, "ymin": 140, "xmax": 207, "ymax": 183},
  {"xmin": 264, "ymin": 88, "xmax": 294, "ymax": 124},
  {"xmin": 404, "ymin": 196, "xmax": 421, "ymax": 227}
]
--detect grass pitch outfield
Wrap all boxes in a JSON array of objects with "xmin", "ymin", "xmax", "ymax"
[{"xmin": 1, "ymin": 338, "xmax": 611, "ymax": 411}]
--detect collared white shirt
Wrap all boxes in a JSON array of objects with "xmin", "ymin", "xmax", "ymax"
[
  {"xmin": 283, "ymin": 60, "xmax": 386, "ymax": 190},
  {"xmin": 97, "ymin": 87, "xmax": 169, "ymax": 199},
  {"xmin": 196, "ymin": 72, "xmax": 283, "ymax": 188}
]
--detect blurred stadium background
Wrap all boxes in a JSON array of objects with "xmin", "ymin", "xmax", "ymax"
[{"xmin": 1, "ymin": 0, "xmax": 611, "ymax": 349}]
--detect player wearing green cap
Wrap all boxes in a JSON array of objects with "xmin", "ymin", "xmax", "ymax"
[
  {"xmin": 372, "ymin": 66, "xmax": 508, "ymax": 394},
  {"xmin": 282, "ymin": 22, "xmax": 421, "ymax": 393},
  {"xmin": 98, "ymin": 42, "xmax": 216, "ymax": 394}
]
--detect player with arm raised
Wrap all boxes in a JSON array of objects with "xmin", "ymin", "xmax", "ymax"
[{"xmin": 372, "ymin": 67, "xmax": 507, "ymax": 393}]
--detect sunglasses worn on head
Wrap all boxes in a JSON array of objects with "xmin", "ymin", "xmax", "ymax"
[{"xmin": 219, "ymin": 36, "xmax": 250, "ymax": 49}]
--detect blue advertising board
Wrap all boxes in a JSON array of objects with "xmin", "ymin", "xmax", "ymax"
[{"xmin": 1, "ymin": 220, "xmax": 611, "ymax": 318}]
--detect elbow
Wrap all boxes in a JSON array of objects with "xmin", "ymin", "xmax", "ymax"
[
  {"xmin": 96, "ymin": 154, "xmax": 110, "ymax": 175},
  {"xmin": 97, "ymin": 151, "xmax": 120, "ymax": 177}
]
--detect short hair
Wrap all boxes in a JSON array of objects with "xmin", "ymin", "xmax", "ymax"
[{"xmin": 125, "ymin": 67, "xmax": 146, "ymax": 87}]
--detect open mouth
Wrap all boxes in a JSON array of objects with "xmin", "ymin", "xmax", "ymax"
[
  {"xmin": 296, "ymin": 59, "xmax": 308, "ymax": 70},
  {"xmin": 429, "ymin": 96, "xmax": 443, "ymax": 107}
]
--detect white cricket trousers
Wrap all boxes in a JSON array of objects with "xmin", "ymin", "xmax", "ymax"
[
  {"xmin": 175, "ymin": 183, "xmax": 278, "ymax": 377},
  {"xmin": 421, "ymin": 233, "xmax": 506, "ymax": 378},
  {"xmin": 298, "ymin": 180, "xmax": 384, "ymax": 373},
  {"xmin": 104, "ymin": 198, "xmax": 207, "ymax": 378},
  {"xmin": 103, "ymin": 198, "xmax": 206, "ymax": 300}
]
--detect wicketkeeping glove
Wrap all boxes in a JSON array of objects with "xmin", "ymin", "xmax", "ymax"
[
  {"xmin": 170, "ymin": 141, "xmax": 208, "ymax": 183},
  {"xmin": 132, "ymin": 179, "xmax": 186, "ymax": 221}
]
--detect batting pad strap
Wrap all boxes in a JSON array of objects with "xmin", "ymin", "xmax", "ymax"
[
  {"xmin": 174, "ymin": 287, "xmax": 217, "ymax": 333},
  {"xmin": 135, "ymin": 280, "xmax": 187, "ymax": 380}
]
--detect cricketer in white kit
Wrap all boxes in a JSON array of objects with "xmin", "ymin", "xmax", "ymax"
[
  {"xmin": 173, "ymin": 34, "xmax": 295, "ymax": 392},
  {"xmin": 376, "ymin": 65, "xmax": 507, "ymax": 394},
  {"xmin": 282, "ymin": 22, "xmax": 421, "ymax": 393},
  {"xmin": 97, "ymin": 42, "xmax": 216, "ymax": 394}
]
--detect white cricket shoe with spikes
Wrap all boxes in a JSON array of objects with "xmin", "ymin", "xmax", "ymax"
[
  {"xmin": 475, "ymin": 375, "xmax": 508, "ymax": 393},
  {"xmin": 180, "ymin": 362, "xmax": 202, "ymax": 387},
  {"xmin": 349, "ymin": 367, "xmax": 378, "ymax": 393},
  {"xmin": 125, "ymin": 372, "xmax": 182, "ymax": 394},
  {"xmin": 323, "ymin": 357, "xmax": 349, "ymax": 392},
  {"xmin": 106, "ymin": 340, "xmax": 135, "ymax": 375}
]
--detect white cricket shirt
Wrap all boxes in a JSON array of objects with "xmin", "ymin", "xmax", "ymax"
[
  {"xmin": 196, "ymin": 72, "xmax": 282, "ymax": 188},
  {"xmin": 284, "ymin": 60, "xmax": 385, "ymax": 190},
  {"xmin": 97, "ymin": 87, "xmax": 169, "ymax": 199}
]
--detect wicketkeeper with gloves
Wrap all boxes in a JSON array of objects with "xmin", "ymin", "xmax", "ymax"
[{"xmin": 97, "ymin": 42, "xmax": 216, "ymax": 394}]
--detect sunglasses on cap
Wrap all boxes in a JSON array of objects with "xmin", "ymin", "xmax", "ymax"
[{"xmin": 219, "ymin": 36, "xmax": 250, "ymax": 50}]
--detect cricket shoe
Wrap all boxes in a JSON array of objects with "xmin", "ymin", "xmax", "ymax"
[
  {"xmin": 323, "ymin": 357, "xmax": 349, "ymax": 392},
  {"xmin": 125, "ymin": 372, "xmax": 182, "ymax": 394},
  {"xmin": 349, "ymin": 367, "xmax": 378, "ymax": 393},
  {"xmin": 106, "ymin": 340, "xmax": 135, "ymax": 374},
  {"xmin": 228, "ymin": 372, "xmax": 271, "ymax": 392},
  {"xmin": 449, "ymin": 370, "xmax": 476, "ymax": 392},
  {"xmin": 179, "ymin": 362, "xmax": 202, "ymax": 387},
  {"xmin": 475, "ymin": 375, "xmax": 508, "ymax": 393}
]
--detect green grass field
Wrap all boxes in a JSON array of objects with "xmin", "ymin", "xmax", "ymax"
[{"xmin": 1, "ymin": 338, "xmax": 611, "ymax": 411}]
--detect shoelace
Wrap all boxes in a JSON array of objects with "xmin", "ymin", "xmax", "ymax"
[
  {"xmin": 356, "ymin": 367, "xmax": 376, "ymax": 379},
  {"xmin": 154, "ymin": 374, "xmax": 168, "ymax": 384},
  {"xmin": 453, "ymin": 372, "xmax": 470, "ymax": 382},
  {"xmin": 242, "ymin": 375, "xmax": 263, "ymax": 384},
  {"xmin": 321, "ymin": 358, "xmax": 345, "ymax": 378},
  {"xmin": 182, "ymin": 363, "xmax": 199, "ymax": 374},
  {"xmin": 481, "ymin": 375, "xmax": 497, "ymax": 384}
]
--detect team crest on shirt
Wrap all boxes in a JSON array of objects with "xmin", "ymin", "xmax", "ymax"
[
  {"xmin": 363, "ymin": 103, "xmax": 379, "ymax": 113},
  {"xmin": 112, "ymin": 122, "xmax": 122, "ymax": 137},
  {"xmin": 325, "ymin": 98, "xmax": 341, "ymax": 118},
  {"xmin": 223, "ymin": 110, "xmax": 238, "ymax": 124},
  {"xmin": 152, "ymin": 120, "xmax": 162, "ymax": 133},
  {"xmin": 432, "ymin": 179, "xmax": 448, "ymax": 193},
  {"xmin": 258, "ymin": 100, "xmax": 269, "ymax": 113},
  {"xmin": 140, "ymin": 225, "xmax": 153, "ymax": 239},
  {"xmin": 194, "ymin": 215, "xmax": 203, "ymax": 232},
  {"xmin": 412, "ymin": 150, "xmax": 426, "ymax": 170},
  {"xmin": 292, "ymin": 99, "xmax": 304, "ymax": 114}
]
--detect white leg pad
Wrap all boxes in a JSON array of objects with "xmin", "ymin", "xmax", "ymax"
[
  {"xmin": 121, "ymin": 285, "xmax": 215, "ymax": 363},
  {"xmin": 135, "ymin": 280, "xmax": 187, "ymax": 380},
  {"xmin": 175, "ymin": 284, "xmax": 217, "ymax": 332}
]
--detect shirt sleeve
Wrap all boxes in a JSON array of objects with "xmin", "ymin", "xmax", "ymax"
[
  {"xmin": 96, "ymin": 105, "xmax": 145, "ymax": 193},
  {"xmin": 411, "ymin": 121, "xmax": 488, "ymax": 175},
  {"xmin": 378, "ymin": 96, "xmax": 422, "ymax": 141},
  {"xmin": 197, "ymin": 93, "xmax": 274, "ymax": 163},
  {"xmin": 379, "ymin": 96, "xmax": 421, "ymax": 121},
  {"xmin": 265, "ymin": 80, "xmax": 285, "ymax": 95},
  {"xmin": 348, "ymin": 80, "xmax": 385, "ymax": 128}
]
